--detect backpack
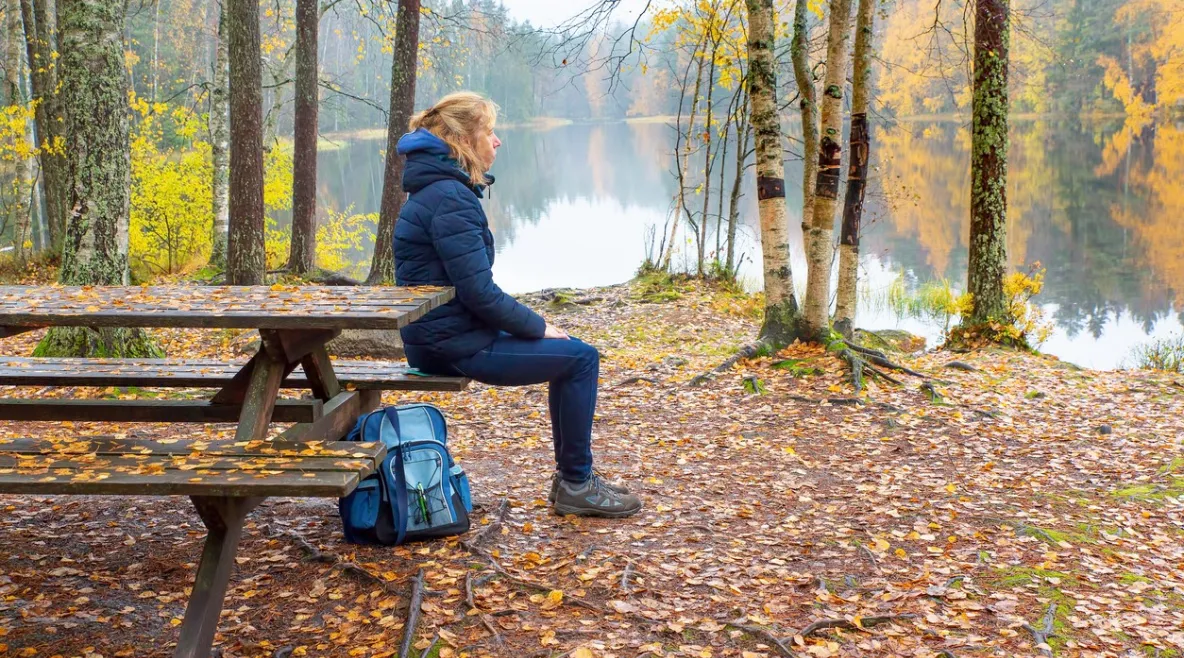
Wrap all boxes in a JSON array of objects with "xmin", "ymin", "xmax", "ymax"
[{"xmin": 338, "ymin": 404, "xmax": 472, "ymax": 545}]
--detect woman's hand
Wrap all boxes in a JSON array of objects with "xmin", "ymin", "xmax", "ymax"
[{"xmin": 544, "ymin": 322, "xmax": 570, "ymax": 340}]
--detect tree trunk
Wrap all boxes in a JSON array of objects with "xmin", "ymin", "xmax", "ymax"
[
  {"xmin": 226, "ymin": 0, "xmax": 266, "ymax": 285},
  {"xmin": 802, "ymin": 0, "xmax": 854, "ymax": 338},
  {"xmin": 666, "ymin": 35, "xmax": 707, "ymax": 272},
  {"xmin": 366, "ymin": 0, "xmax": 420, "ymax": 285},
  {"xmin": 791, "ymin": 0, "xmax": 817, "ymax": 258},
  {"xmin": 966, "ymin": 0, "xmax": 1010, "ymax": 325},
  {"xmin": 209, "ymin": 3, "xmax": 230, "ymax": 269},
  {"xmin": 5, "ymin": 0, "xmax": 22, "ymax": 104},
  {"xmin": 834, "ymin": 0, "xmax": 876, "ymax": 339},
  {"xmin": 745, "ymin": 0, "xmax": 801, "ymax": 344},
  {"xmin": 287, "ymin": 0, "xmax": 318, "ymax": 275},
  {"xmin": 36, "ymin": 0, "xmax": 159, "ymax": 358},
  {"xmin": 27, "ymin": 0, "xmax": 65, "ymax": 252},
  {"xmin": 20, "ymin": 0, "xmax": 61, "ymax": 255},
  {"xmin": 726, "ymin": 103, "xmax": 750, "ymax": 274}
]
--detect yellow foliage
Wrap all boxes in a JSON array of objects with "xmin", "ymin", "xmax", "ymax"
[
  {"xmin": 128, "ymin": 105, "xmax": 213, "ymax": 279},
  {"xmin": 264, "ymin": 207, "xmax": 376, "ymax": 279},
  {"xmin": 1001, "ymin": 265, "xmax": 1053, "ymax": 347}
]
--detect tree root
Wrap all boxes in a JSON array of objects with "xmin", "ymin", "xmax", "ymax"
[
  {"xmin": 461, "ymin": 498, "xmax": 509, "ymax": 551},
  {"xmin": 398, "ymin": 569, "xmax": 426, "ymax": 658},
  {"xmin": 798, "ymin": 614, "xmax": 916, "ymax": 637},
  {"xmin": 613, "ymin": 376, "xmax": 662, "ymax": 388},
  {"xmin": 263, "ymin": 526, "xmax": 399, "ymax": 594},
  {"xmin": 1022, "ymin": 603, "xmax": 1057, "ymax": 657},
  {"xmin": 689, "ymin": 339, "xmax": 768, "ymax": 386},
  {"xmin": 725, "ymin": 620, "xmax": 799, "ymax": 657}
]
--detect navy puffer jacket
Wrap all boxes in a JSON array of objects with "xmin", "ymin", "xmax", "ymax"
[{"xmin": 394, "ymin": 128, "xmax": 546, "ymax": 369}]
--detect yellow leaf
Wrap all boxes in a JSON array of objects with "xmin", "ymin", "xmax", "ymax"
[
  {"xmin": 571, "ymin": 648, "xmax": 595, "ymax": 658},
  {"xmin": 541, "ymin": 589, "xmax": 564, "ymax": 610}
]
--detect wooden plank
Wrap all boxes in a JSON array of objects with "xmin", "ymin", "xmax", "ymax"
[
  {"xmin": 0, "ymin": 469, "xmax": 362, "ymax": 497},
  {"xmin": 261, "ymin": 328, "xmax": 340, "ymax": 365},
  {"xmin": 0, "ymin": 454, "xmax": 379, "ymax": 476},
  {"xmin": 0, "ymin": 398, "xmax": 323, "ymax": 423},
  {"xmin": 0, "ymin": 357, "xmax": 470, "ymax": 391},
  {"xmin": 277, "ymin": 390, "xmax": 379, "ymax": 443},
  {"xmin": 0, "ymin": 286, "xmax": 454, "ymax": 330},
  {"xmin": 0, "ymin": 437, "xmax": 386, "ymax": 460},
  {"xmin": 300, "ymin": 346, "xmax": 341, "ymax": 400}
]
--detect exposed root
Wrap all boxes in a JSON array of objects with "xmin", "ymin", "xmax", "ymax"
[
  {"xmin": 798, "ymin": 614, "xmax": 916, "ymax": 637},
  {"xmin": 263, "ymin": 525, "xmax": 398, "ymax": 594},
  {"xmin": 945, "ymin": 360, "xmax": 978, "ymax": 372},
  {"xmin": 398, "ymin": 569, "xmax": 426, "ymax": 658},
  {"xmin": 461, "ymin": 498, "xmax": 510, "ymax": 551},
  {"xmin": 613, "ymin": 375, "xmax": 662, "ymax": 388},
  {"xmin": 1022, "ymin": 603, "xmax": 1057, "ymax": 657},
  {"xmin": 689, "ymin": 339, "xmax": 768, "ymax": 386},
  {"xmin": 725, "ymin": 619, "xmax": 798, "ymax": 657}
]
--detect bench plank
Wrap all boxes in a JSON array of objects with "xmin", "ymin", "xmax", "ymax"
[
  {"xmin": 0, "ymin": 439, "xmax": 385, "ymax": 497},
  {"xmin": 0, "ymin": 398, "xmax": 323, "ymax": 423},
  {"xmin": 0, "ymin": 357, "xmax": 469, "ymax": 391},
  {"xmin": 0, "ymin": 454, "xmax": 377, "ymax": 474},
  {"xmin": 0, "ymin": 436, "xmax": 385, "ymax": 458},
  {"xmin": 0, "ymin": 470, "xmax": 361, "ymax": 497}
]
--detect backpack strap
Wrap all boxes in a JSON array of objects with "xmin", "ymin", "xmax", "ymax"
[{"xmin": 381, "ymin": 408, "xmax": 410, "ymax": 546}]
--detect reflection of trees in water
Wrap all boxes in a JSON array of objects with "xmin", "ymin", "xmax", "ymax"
[
  {"xmin": 310, "ymin": 120, "xmax": 1181, "ymax": 340},
  {"xmin": 868, "ymin": 119, "xmax": 1182, "ymax": 339}
]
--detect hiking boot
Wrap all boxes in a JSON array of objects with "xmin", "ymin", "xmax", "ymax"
[
  {"xmin": 549, "ymin": 470, "xmax": 630, "ymax": 504},
  {"xmin": 553, "ymin": 473, "xmax": 643, "ymax": 518}
]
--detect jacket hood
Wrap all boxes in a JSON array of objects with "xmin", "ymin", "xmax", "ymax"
[{"xmin": 398, "ymin": 128, "xmax": 493, "ymax": 197}]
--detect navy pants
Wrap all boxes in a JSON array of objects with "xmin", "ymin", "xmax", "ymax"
[{"xmin": 447, "ymin": 333, "xmax": 599, "ymax": 483}]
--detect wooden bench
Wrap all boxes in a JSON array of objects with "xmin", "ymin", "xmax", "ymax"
[
  {"xmin": 0, "ymin": 284, "xmax": 459, "ymax": 657},
  {"xmin": 0, "ymin": 435, "xmax": 387, "ymax": 657},
  {"xmin": 0, "ymin": 357, "xmax": 469, "ymax": 425}
]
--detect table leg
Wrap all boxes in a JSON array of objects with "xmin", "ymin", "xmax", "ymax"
[
  {"xmin": 173, "ymin": 496, "xmax": 263, "ymax": 658},
  {"xmin": 233, "ymin": 351, "xmax": 286, "ymax": 443}
]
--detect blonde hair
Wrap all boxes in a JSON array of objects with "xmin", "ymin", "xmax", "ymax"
[{"xmin": 409, "ymin": 92, "xmax": 499, "ymax": 186}]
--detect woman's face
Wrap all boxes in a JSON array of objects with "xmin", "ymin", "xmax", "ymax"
[{"xmin": 474, "ymin": 125, "xmax": 501, "ymax": 170}]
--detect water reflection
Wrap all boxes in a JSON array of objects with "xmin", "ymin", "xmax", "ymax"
[{"xmin": 312, "ymin": 119, "xmax": 1183, "ymax": 369}]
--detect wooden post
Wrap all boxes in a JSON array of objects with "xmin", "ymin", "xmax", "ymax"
[{"xmin": 173, "ymin": 496, "xmax": 263, "ymax": 658}]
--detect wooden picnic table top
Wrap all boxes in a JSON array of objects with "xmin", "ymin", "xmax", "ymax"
[{"xmin": 0, "ymin": 284, "xmax": 453, "ymax": 330}]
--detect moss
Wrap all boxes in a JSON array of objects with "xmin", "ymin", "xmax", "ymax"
[
  {"xmin": 1118, "ymin": 572, "xmax": 1153, "ymax": 585},
  {"xmin": 772, "ymin": 358, "xmax": 824, "ymax": 377},
  {"xmin": 990, "ymin": 566, "xmax": 1076, "ymax": 589},
  {"xmin": 1111, "ymin": 479, "xmax": 1184, "ymax": 502},
  {"xmin": 34, "ymin": 327, "xmax": 164, "ymax": 358}
]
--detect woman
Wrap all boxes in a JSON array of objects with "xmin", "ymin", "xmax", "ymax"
[{"xmin": 392, "ymin": 92, "xmax": 641, "ymax": 519}]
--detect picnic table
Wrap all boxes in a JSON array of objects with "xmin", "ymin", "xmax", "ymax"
[{"xmin": 0, "ymin": 285, "xmax": 464, "ymax": 657}]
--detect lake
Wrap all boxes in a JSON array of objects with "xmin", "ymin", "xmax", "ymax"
[{"xmin": 309, "ymin": 118, "xmax": 1184, "ymax": 370}]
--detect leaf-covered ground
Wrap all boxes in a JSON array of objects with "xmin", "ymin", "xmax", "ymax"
[{"xmin": 0, "ymin": 278, "xmax": 1181, "ymax": 658}]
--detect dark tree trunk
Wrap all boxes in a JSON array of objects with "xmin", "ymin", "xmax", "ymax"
[
  {"xmin": 226, "ymin": 0, "xmax": 265, "ymax": 285},
  {"xmin": 36, "ymin": 0, "xmax": 159, "ymax": 357},
  {"xmin": 287, "ymin": 0, "xmax": 318, "ymax": 275},
  {"xmin": 209, "ymin": 3, "xmax": 229, "ymax": 269},
  {"xmin": 834, "ymin": 0, "xmax": 876, "ymax": 338},
  {"xmin": 367, "ymin": 0, "xmax": 421, "ymax": 285},
  {"xmin": 745, "ymin": 0, "xmax": 802, "ymax": 345},
  {"xmin": 967, "ymin": 0, "xmax": 1010, "ymax": 325},
  {"xmin": 19, "ymin": 0, "xmax": 66, "ymax": 253}
]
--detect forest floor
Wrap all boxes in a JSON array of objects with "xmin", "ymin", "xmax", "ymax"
[{"xmin": 0, "ymin": 276, "xmax": 1182, "ymax": 658}]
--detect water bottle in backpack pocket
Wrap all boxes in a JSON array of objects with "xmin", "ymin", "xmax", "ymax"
[{"xmin": 338, "ymin": 404, "xmax": 472, "ymax": 545}]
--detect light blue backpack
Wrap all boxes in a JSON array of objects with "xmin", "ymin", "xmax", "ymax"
[{"xmin": 338, "ymin": 404, "xmax": 472, "ymax": 545}]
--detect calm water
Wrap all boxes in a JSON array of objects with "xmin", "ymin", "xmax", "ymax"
[{"xmin": 311, "ymin": 118, "xmax": 1184, "ymax": 369}]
